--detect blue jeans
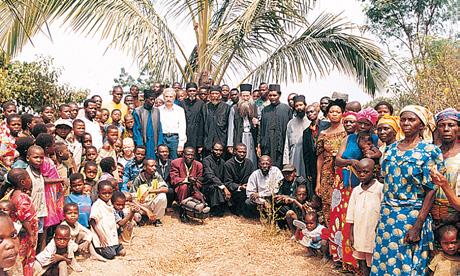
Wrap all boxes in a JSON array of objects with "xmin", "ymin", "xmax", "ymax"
[{"xmin": 163, "ymin": 134, "xmax": 179, "ymax": 159}]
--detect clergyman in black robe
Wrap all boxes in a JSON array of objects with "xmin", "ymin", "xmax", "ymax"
[
  {"xmin": 203, "ymin": 85, "xmax": 230, "ymax": 156},
  {"xmin": 258, "ymin": 84, "xmax": 292, "ymax": 169},
  {"xmin": 179, "ymin": 82, "xmax": 205, "ymax": 154}
]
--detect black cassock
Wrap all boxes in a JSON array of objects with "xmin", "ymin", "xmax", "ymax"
[
  {"xmin": 179, "ymin": 98, "xmax": 205, "ymax": 150},
  {"xmin": 258, "ymin": 103, "xmax": 292, "ymax": 168},
  {"xmin": 224, "ymin": 157, "xmax": 256, "ymax": 215},
  {"xmin": 203, "ymin": 101, "xmax": 230, "ymax": 153},
  {"xmin": 202, "ymin": 155, "xmax": 226, "ymax": 208}
]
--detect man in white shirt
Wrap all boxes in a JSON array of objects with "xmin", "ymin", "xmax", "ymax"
[
  {"xmin": 159, "ymin": 88, "xmax": 187, "ymax": 159},
  {"xmin": 244, "ymin": 155, "xmax": 283, "ymax": 218},
  {"xmin": 78, "ymin": 99, "xmax": 103, "ymax": 150}
]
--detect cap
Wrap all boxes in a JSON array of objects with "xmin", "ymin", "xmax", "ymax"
[
  {"xmin": 268, "ymin": 84, "xmax": 281, "ymax": 93},
  {"xmin": 54, "ymin": 118, "xmax": 73, "ymax": 128},
  {"xmin": 281, "ymin": 164, "xmax": 296, "ymax": 172},
  {"xmin": 240, "ymin": 83, "xmax": 253, "ymax": 92},
  {"xmin": 293, "ymin": 95, "xmax": 306, "ymax": 104},
  {"xmin": 210, "ymin": 85, "xmax": 222, "ymax": 92},
  {"xmin": 186, "ymin": 82, "xmax": 198, "ymax": 90}
]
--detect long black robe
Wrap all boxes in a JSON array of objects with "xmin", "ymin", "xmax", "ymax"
[
  {"xmin": 203, "ymin": 101, "xmax": 230, "ymax": 152},
  {"xmin": 302, "ymin": 120, "xmax": 330, "ymax": 199},
  {"xmin": 258, "ymin": 102, "xmax": 292, "ymax": 168},
  {"xmin": 202, "ymin": 155, "xmax": 226, "ymax": 208},
  {"xmin": 224, "ymin": 157, "xmax": 256, "ymax": 215},
  {"xmin": 179, "ymin": 98, "xmax": 205, "ymax": 149}
]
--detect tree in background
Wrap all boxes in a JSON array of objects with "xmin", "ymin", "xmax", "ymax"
[
  {"xmin": 113, "ymin": 67, "xmax": 155, "ymax": 92},
  {"xmin": 1, "ymin": 0, "xmax": 388, "ymax": 95},
  {"xmin": 362, "ymin": 0, "xmax": 458, "ymax": 111},
  {"xmin": 0, "ymin": 53, "xmax": 88, "ymax": 112}
]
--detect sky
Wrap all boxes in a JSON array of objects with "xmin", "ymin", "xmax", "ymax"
[{"xmin": 16, "ymin": 0, "xmax": 380, "ymax": 104}]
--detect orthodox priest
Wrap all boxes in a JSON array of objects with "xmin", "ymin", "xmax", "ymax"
[
  {"xmin": 179, "ymin": 82, "xmax": 205, "ymax": 154},
  {"xmin": 282, "ymin": 95, "xmax": 309, "ymax": 178},
  {"xmin": 203, "ymin": 85, "xmax": 230, "ymax": 157},
  {"xmin": 257, "ymin": 84, "xmax": 292, "ymax": 168},
  {"xmin": 227, "ymin": 83, "xmax": 258, "ymax": 163}
]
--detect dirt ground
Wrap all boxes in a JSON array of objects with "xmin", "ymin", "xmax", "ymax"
[{"xmin": 78, "ymin": 212, "xmax": 338, "ymax": 276}]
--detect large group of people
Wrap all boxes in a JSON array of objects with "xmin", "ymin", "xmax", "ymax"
[{"xmin": 0, "ymin": 81, "xmax": 458, "ymax": 276}]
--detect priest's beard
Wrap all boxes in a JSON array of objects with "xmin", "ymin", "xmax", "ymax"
[
  {"xmin": 296, "ymin": 110, "xmax": 306, "ymax": 118},
  {"xmin": 238, "ymin": 100, "xmax": 255, "ymax": 118}
]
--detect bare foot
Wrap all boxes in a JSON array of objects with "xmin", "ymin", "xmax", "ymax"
[{"xmin": 118, "ymin": 249, "xmax": 127, "ymax": 257}]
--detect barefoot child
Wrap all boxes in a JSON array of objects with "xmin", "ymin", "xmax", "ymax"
[
  {"xmin": 90, "ymin": 181, "xmax": 125, "ymax": 259},
  {"xmin": 295, "ymin": 212, "xmax": 326, "ymax": 258},
  {"xmin": 60, "ymin": 203, "xmax": 107, "ymax": 262},
  {"xmin": 65, "ymin": 173, "xmax": 92, "ymax": 228},
  {"xmin": 428, "ymin": 225, "xmax": 460, "ymax": 276},
  {"xmin": 8, "ymin": 168, "xmax": 38, "ymax": 275},
  {"xmin": 33, "ymin": 225, "xmax": 79, "ymax": 276},
  {"xmin": 284, "ymin": 185, "xmax": 308, "ymax": 236},
  {"xmin": 346, "ymin": 158, "xmax": 383, "ymax": 276},
  {"xmin": 111, "ymin": 191, "xmax": 135, "ymax": 243}
]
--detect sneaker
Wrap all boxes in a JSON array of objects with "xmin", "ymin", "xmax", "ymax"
[
  {"xmin": 293, "ymin": 220, "xmax": 307, "ymax": 230},
  {"xmin": 154, "ymin": 219, "xmax": 163, "ymax": 227}
]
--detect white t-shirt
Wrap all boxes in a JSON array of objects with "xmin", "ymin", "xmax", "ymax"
[
  {"xmin": 79, "ymin": 116, "xmax": 103, "ymax": 150},
  {"xmin": 90, "ymin": 198, "xmax": 119, "ymax": 248}
]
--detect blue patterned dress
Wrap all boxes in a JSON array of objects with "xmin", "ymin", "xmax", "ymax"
[{"xmin": 370, "ymin": 141, "xmax": 444, "ymax": 276}]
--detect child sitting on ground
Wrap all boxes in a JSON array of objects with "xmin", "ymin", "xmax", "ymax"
[
  {"xmin": 60, "ymin": 203, "xmax": 107, "ymax": 262},
  {"xmin": 294, "ymin": 212, "xmax": 326, "ymax": 258},
  {"xmin": 112, "ymin": 191, "xmax": 135, "ymax": 244},
  {"xmin": 65, "ymin": 173, "xmax": 92, "ymax": 228},
  {"xmin": 33, "ymin": 224, "xmax": 80, "ymax": 275},
  {"xmin": 284, "ymin": 185, "xmax": 308, "ymax": 236},
  {"xmin": 428, "ymin": 225, "xmax": 460, "ymax": 276},
  {"xmin": 303, "ymin": 194, "xmax": 325, "ymax": 226},
  {"xmin": 346, "ymin": 158, "xmax": 383, "ymax": 276},
  {"xmin": 8, "ymin": 168, "xmax": 38, "ymax": 275},
  {"xmin": 90, "ymin": 180, "xmax": 125, "ymax": 259}
]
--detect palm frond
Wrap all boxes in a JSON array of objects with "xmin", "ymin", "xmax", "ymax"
[{"xmin": 244, "ymin": 13, "xmax": 388, "ymax": 95}]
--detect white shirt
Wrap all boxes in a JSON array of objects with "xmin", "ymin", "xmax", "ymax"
[
  {"xmin": 90, "ymin": 199, "xmax": 119, "ymax": 247},
  {"xmin": 78, "ymin": 115, "xmax": 103, "ymax": 150},
  {"xmin": 246, "ymin": 167, "xmax": 284, "ymax": 198},
  {"xmin": 35, "ymin": 239, "xmax": 78, "ymax": 267},
  {"xmin": 159, "ymin": 104, "xmax": 187, "ymax": 148}
]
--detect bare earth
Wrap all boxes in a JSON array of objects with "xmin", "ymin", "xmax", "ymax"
[{"xmin": 78, "ymin": 213, "xmax": 337, "ymax": 276}]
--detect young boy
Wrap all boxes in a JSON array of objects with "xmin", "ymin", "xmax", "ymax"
[
  {"xmin": 346, "ymin": 158, "xmax": 383, "ymax": 276},
  {"xmin": 284, "ymin": 185, "xmax": 308, "ymax": 236},
  {"xmin": 296, "ymin": 212, "xmax": 326, "ymax": 258},
  {"xmin": 60, "ymin": 203, "xmax": 107, "ymax": 262},
  {"xmin": 90, "ymin": 180, "xmax": 125, "ymax": 259},
  {"xmin": 65, "ymin": 173, "xmax": 92, "ymax": 228},
  {"xmin": 99, "ymin": 157, "xmax": 117, "ymax": 183},
  {"xmin": 122, "ymin": 114, "xmax": 134, "ymax": 139},
  {"xmin": 33, "ymin": 224, "xmax": 80, "ymax": 275},
  {"xmin": 111, "ymin": 191, "xmax": 135, "ymax": 243},
  {"xmin": 99, "ymin": 125, "xmax": 119, "ymax": 165},
  {"xmin": 429, "ymin": 225, "xmax": 460, "ymax": 276},
  {"xmin": 109, "ymin": 109, "xmax": 125, "ymax": 136},
  {"xmin": 55, "ymin": 142, "xmax": 76, "ymax": 195},
  {"xmin": 82, "ymin": 161, "xmax": 99, "ymax": 202}
]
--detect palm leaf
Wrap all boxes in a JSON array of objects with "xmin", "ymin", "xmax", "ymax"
[{"xmin": 243, "ymin": 13, "xmax": 388, "ymax": 95}]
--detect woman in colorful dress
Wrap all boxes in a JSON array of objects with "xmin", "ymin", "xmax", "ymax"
[
  {"xmin": 376, "ymin": 114, "xmax": 403, "ymax": 161},
  {"xmin": 371, "ymin": 105, "xmax": 443, "ymax": 275},
  {"xmin": 315, "ymin": 99, "xmax": 347, "ymax": 226},
  {"xmin": 331, "ymin": 107, "xmax": 379, "ymax": 272},
  {"xmin": 430, "ymin": 108, "xmax": 459, "ymax": 231}
]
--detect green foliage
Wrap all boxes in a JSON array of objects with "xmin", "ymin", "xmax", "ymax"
[
  {"xmin": 0, "ymin": 55, "xmax": 88, "ymax": 112},
  {"xmin": 112, "ymin": 67, "xmax": 155, "ymax": 91}
]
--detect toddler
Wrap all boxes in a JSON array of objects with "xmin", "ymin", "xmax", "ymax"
[
  {"xmin": 295, "ymin": 212, "xmax": 326, "ymax": 258},
  {"xmin": 428, "ymin": 225, "xmax": 460, "ymax": 276}
]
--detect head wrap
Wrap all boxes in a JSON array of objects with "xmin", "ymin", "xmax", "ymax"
[
  {"xmin": 400, "ymin": 105, "xmax": 435, "ymax": 142},
  {"xmin": 435, "ymin": 108, "xmax": 459, "ymax": 124},
  {"xmin": 377, "ymin": 114, "xmax": 403, "ymax": 140},
  {"xmin": 325, "ymin": 99, "xmax": 346, "ymax": 113},
  {"xmin": 356, "ymin": 107, "xmax": 379, "ymax": 125},
  {"xmin": 342, "ymin": 111, "xmax": 357, "ymax": 120},
  {"xmin": 293, "ymin": 95, "xmax": 306, "ymax": 104},
  {"xmin": 185, "ymin": 82, "xmax": 198, "ymax": 90},
  {"xmin": 240, "ymin": 84, "xmax": 252, "ymax": 92}
]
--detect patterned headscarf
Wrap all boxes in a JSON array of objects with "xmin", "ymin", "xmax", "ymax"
[
  {"xmin": 435, "ymin": 108, "xmax": 459, "ymax": 124},
  {"xmin": 400, "ymin": 105, "xmax": 435, "ymax": 142},
  {"xmin": 356, "ymin": 107, "xmax": 379, "ymax": 125},
  {"xmin": 377, "ymin": 114, "xmax": 404, "ymax": 140},
  {"xmin": 343, "ymin": 111, "xmax": 357, "ymax": 121}
]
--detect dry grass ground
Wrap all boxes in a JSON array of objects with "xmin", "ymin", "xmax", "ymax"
[{"xmin": 78, "ymin": 213, "xmax": 338, "ymax": 276}]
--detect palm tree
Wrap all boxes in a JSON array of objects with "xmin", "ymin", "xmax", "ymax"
[{"xmin": 1, "ymin": 0, "xmax": 387, "ymax": 95}]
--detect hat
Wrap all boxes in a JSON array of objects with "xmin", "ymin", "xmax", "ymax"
[
  {"xmin": 240, "ymin": 84, "xmax": 253, "ymax": 92},
  {"xmin": 210, "ymin": 85, "xmax": 222, "ymax": 92},
  {"xmin": 143, "ymin": 89, "xmax": 155, "ymax": 99},
  {"xmin": 282, "ymin": 164, "xmax": 296, "ymax": 172},
  {"xmin": 293, "ymin": 95, "xmax": 306, "ymax": 104},
  {"xmin": 186, "ymin": 82, "xmax": 198, "ymax": 90},
  {"xmin": 268, "ymin": 84, "xmax": 281, "ymax": 93},
  {"xmin": 54, "ymin": 118, "xmax": 73, "ymax": 128}
]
